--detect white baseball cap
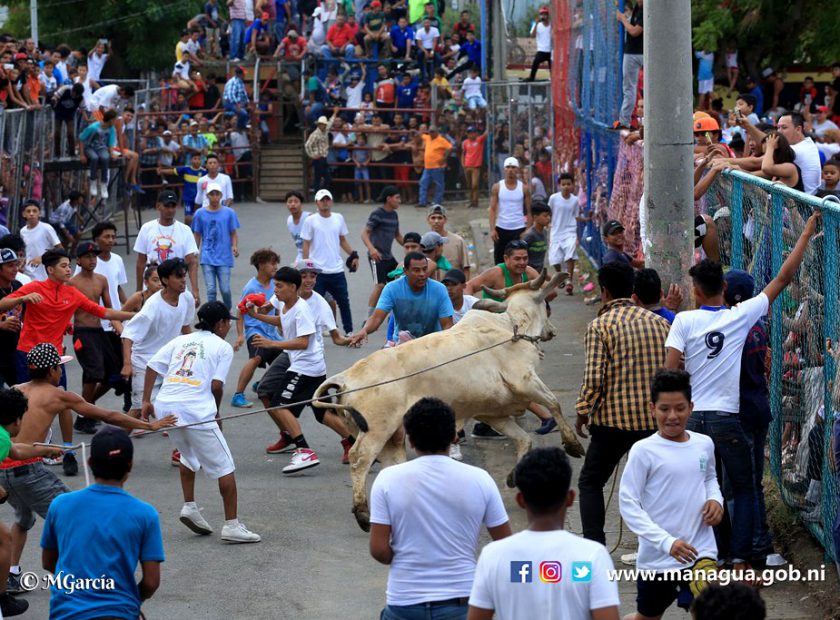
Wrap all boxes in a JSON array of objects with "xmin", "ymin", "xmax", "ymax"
[
  {"xmin": 503, "ymin": 156, "xmax": 520, "ymax": 168},
  {"xmin": 206, "ymin": 182, "xmax": 223, "ymax": 194},
  {"xmin": 314, "ymin": 189, "xmax": 333, "ymax": 201}
]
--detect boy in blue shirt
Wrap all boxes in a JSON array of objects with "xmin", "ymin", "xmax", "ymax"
[
  {"xmin": 41, "ymin": 426, "xmax": 163, "ymax": 620},
  {"xmin": 396, "ymin": 72, "xmax": 418, "ymax": 110},
  {"xmin": 191, "ymin": 182, "xmax": 240, "ymax": 309},
  {"xmin": 231, "ymin": 248, "xmax": 281, "ymax": 408},
  {"xmin": 159, "ymin": 152, "xmax": 206, "ymax": 226}
]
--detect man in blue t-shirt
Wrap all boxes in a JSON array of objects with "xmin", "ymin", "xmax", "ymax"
[
  {"xmin": 349, "ymin": 252, "xmax": 454, "ymax": 345},
  {"xmin": 41, "ymin": 426, "xmax": 164, "ymax": 620},
  {"xmin": 396, "ymin": 73, "xmax": 418, "ymax": 110},
  {"xmin": 191, "ymin": 182, "xmax": 241, "ymax": 309},
  {"xmin": 389, "ymin": 16, "xmax": 415, "ymax": 59}
]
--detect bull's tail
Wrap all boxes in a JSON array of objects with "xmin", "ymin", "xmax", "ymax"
[{"xmin": 310, "ymin": 376, "xmax": 370, "ymax": 433}]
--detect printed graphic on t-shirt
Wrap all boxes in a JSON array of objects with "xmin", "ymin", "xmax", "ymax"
[
  {"xmin": 150, "ymin": 235, "xmax": 177, "ymax": 263},
  {"xmin": 168, "ymin": 339, "xmax": 206, "ymax": 386}
]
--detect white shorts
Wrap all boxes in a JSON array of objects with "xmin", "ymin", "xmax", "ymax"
[
  {"xmin": 548, "ymin": 237, "xmax": 578, "ymax": 266},
  {"xmin": 698, "ymin": 79, "xmax": 714, "ymax": 94},
  {"xmin": 725, "ymin": 53, "xmax": 738, "ymax": 69},
  {"xmin": 131, "ymin": 364, "xmax": 162, "ymax": 410},
  {"xmin": 168, "ymin": 425, "xmax": 235, "ymax": 479}
]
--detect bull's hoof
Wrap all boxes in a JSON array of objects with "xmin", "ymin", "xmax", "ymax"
[
  {"xmin": 563, "ymin": 436, "xmax": 586, "ymax": 458},
  {"xmin": 353, "ymin": 507, "xmax": 371, "ymax": 532},
  {"xmin": 506, "ymin": 468, "xmax": 516, "ymax": 489}
]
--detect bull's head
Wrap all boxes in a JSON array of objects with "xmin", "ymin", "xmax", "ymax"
[{"xmin": 473, "ymin": 270, "xmax": 568, "ymax": 341}]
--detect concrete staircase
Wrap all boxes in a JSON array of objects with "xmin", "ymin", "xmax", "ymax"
[{"xmin": 258, "ymin": 139, "xmax": 306, "ymax": 201}]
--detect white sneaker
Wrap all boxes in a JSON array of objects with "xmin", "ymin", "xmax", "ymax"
[
  {"xmin": 449, "ymin": 443, "xmax": 463, "ymax": 461},
  {"xmin": 99, "ymin": 182, "xmax": 109, "ymax": 200},
  {"xmin": 221, "ymin": 521, "xmax": 261, "ymax": 543},
  {"xmin": 179, "ymin": 505, "xmax": 213, "ymax": 535},
  {"xmin": 43, "ymin": 456, "xmax": 62, "ymax": 466},
  {"xmin": 282, "ymin": 448, "xmax": 320, "ymax": 474},
  {"xmin": 89, "ymin": 182, "xmax": 97, "ymax": 197}
]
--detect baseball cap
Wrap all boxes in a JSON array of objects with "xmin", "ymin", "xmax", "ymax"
[
  {"xmin": 294, "ymin": 259, "xmax": 321, "ymax": 274},
  {"xmin": 602, "ymin": 219, "xmax": 624, "ymax": 236},
  {"xmin": 371, "ymin": 0, "xmax": 381, "ymax": 7},
  {"xmin": 724, "ymin": 269, "xmax": 755, "ymax": 305},
  {"xmin": 316, "ymin": 115, "xmax": 329, "ymax": 125},
  {"xmin": 817, "ymin": 105, "xmax": 829, "ymax": 113},
  {"xmin": 427, "ymin": 204, "xmax": 447, "ymax": 216},
  {"xmin": 315, "ymin": 188, "xmax": 333, "ymax": 201},
  {"xmin": 27, "ymin": 343, "xmax": 73, "ymax": 370},
  {"xmin": 0, "ymin": 248, "xmax": 19, "ymax": 265},
  {"xmin": 441, "ymin": 268, "xmax": 466, "ymax": 285},
  {"xmin": 503, "ymin": 156, "xmax": 520, "ymax": 168},
  {"xmin": 163, "ymin": 129, "xmax": 173, "ymax": 135},
  {"xmin": 467, "ymin": 125, "xmax": 477, "ymax": 133},
  {"xmin": 403, "ymin": 232, "xmax": 422, "ymax": 245},
  {"xmin": 158, "ymin": 189, "xmax": 178, "ymax": 205},
  {"xmin": 14, "ymin": 53, "xmax": 28, "ymax": 61},
  {"xmin": 22, "ymin": 198, "xmax": 41, "ymax": 209},
  {"xmin": 539, "ymin": 6, "xmax": 550, "ymax": 13},
  {"xmin": 234, "ymin": 66, "xmax": 244, "ymax": 74},
  {"xmin": 189, "ymin": 120, "xmax": 199, "ymax": 126},
  {"xmin": 420, "ymin": 231, "xmax": 448, "ymax": 251},
  {"xmin": 694, "ymin": 117, "xmax": 720, "ymax": 132},
  {"xmin": 90, "ymin": 425, "xmax": 134, "ymax": 466},
  {"xmin": 75, "ymin": 241, "xmax": 102, "ymax": 258},
  {"xmin": 379, "ymin": 185, "xmax": 400, "ymax": 202},
  {"xmin": 761, "ymin": 67, "xmax": 775, "ymax": 78},
  {"xmin": 288, "ymin": 30, "xmax": 299, "ymax": 38},
  {"xmin": 206, "ymin": 181, "xmax": 223, "ymax": 194},
  {"xmin": 197, "ymin": 301, "xmax": 234, "ymax": 327},
  {"xmin": 692, "ymin": 111, "xmax": 711, "ymax": 122},
  {"xmin": 261, "ymin": 11, "xmax": 270, "ymax": 19}
]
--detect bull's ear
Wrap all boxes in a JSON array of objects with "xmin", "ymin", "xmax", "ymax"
[
  {"xmin": 537, "ymin": 271, "xmax": 570, "ymax": 303},
  {"xmin": 472, "ymin": 299, "xmax": 509, "ymax": 313}
]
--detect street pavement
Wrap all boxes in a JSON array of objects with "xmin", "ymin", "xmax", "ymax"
[{"xmin": 1, "ymin": 201, "xmax": 825, "ymax": 619}]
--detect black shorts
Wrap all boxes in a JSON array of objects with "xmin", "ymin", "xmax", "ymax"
[
  {"xmin": 246, "ymin": 335, "xmax": 282, "ymax": 368},
  {"xmin": 636, "ymin": 576, "xmax": 694, "ymax": 617},
  {"xmin": 369, "ymin": 256, "xmax": 399, "ymax": 285},
  {"xmin": 73, "ymin": 327, "xmax": 121, "ymax": 384},
  {"xmin": 275, "ymin": 372, "xmax": 327, "ymax": 417},
  {"xmin": 256, "ymin": 352, "xmax": 291, "ymax": 401}
]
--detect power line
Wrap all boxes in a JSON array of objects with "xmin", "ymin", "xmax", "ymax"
[{"xmin": 41, "ymin": 0, "xmax": 193, "ymax": 39}]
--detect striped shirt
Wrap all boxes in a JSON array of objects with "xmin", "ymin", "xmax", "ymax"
[{"xmin": 576, "ymin": 298, "xmax": 670, "ymax": 431}]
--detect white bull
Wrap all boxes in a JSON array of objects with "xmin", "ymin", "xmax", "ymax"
[{"xmin": 311, "ymin": 270, "xmax": 586, "ymax": 531}]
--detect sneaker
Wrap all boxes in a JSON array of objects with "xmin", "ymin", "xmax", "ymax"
[
  {"xmin": 449, "ymin": 443, "xmax": 463, "ymax": 461},
  {"xmin": 99, "ymin": 182, "xmax": 109, "ymax": 200},
  {"xmin": 62, "ymin": 452, "xmax": 78, "ymax": 476},
  {"xmin": 471, "ymin": 422, "xmax": 505, "ymax": 439},
  {"xmin": 89, "ymin": 182, "xmax": 97, "ymax": 197},
  {"xmin": 6, "ymin": 573, "xmax": 22, "ymax": 595},
  {"xmin": 179, "ymin": 505, "xmax": 213, "ymax": 535},
  {"xmin": 171, "ymin": 449, "xmax": 182, "ymax": 467},
  {"xmin": 457, "ymin": 429, "xmax": 467, "ymax": 444},
  {"xmin": 221, "ymin": 521, "xmax": 261, "ymax": 543},
  {"xmin": 535, "ymin": 418, "xmax": 558, "ymax": 435},
  {"xmin": 251, "ymin": 380, "xmax": 260, "ymax": 393},
  {"xmin": 282, "ymin": 448, "xmax": 320, "ymax": 474},
  {"xmin": 43, "ymin": 456, "xmax": 62, "ymax": 466},
  {"xmin": 231, "ymin": 392, "xmax": 253, "ymax": 408},
  {"xmin": 341, "ymin": 438, "xmax": 352, "ymax": 465},
  {"xmin": 765, "ymin": 553, "xmax": 787, "ymax": 567},
  {"xmin": 73, "ymin": 416, "xmax": 99, "ymax": 434},
  {"xmin": 0, "ymin": 592, "xmax": 29, "ymax": 616},
  {"xmin": 266, "ymin": 432, "xmax": 295, "ymax": 454}
]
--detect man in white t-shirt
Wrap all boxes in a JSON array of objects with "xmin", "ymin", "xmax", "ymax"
[
  {"xmin": 524, "ymin": 6, "xmax": 552, "ymax": 82},
  {"xmin": 121, "ymin": 258, "xmax": 195, "ymax": 429},
  {"xmin": 301, "ymin": 189, "xmax": 359, "ymax": 334},
  {"xmin": 469, "ymin": 447, "xmax": 620, "ymax": 620},
  {"xmin": 548, "ymin": 173, "xmax": 587, "ymax": 293},
  {"xmin": 87, "ymin": 40, "xmax": 109, "ymax": 82},
  {"xmin": 664, "ymin": 212, "xmax": 819, "ymax": 567},
  {"xmin": 88, "ymin": 83, "xmax": 134, "ymax": 114},
  {"xmin": 193, "ymin": 154, "xmax": 234, "ymax": 210},
  {"xmin": 462, "ymin": 68, "xmax": 487, "ymax": 111},
  {"xmin": 285, "ymin": 190, "xmax": 311, "ymax": 263},
  {"xmin": 775, "ymin": 113, "xmax": 821, "ymax": 194},
  {"xmin": 133, "ymin": 189, "xmax": 200, "ymax": 304},
  {"xmin": 20, "ymin": 200, "xmax": 62, "ymax": 281},
  {"xmin": 144, "ymin": 301, "xmax": 260, "ymax": 544},
  {"xmin": 370, "ymin": 397, "xmax": 511, "ymax": 618},
  {"xmin": 442, "ymin": 269, "xmax": 477, "ymax": 324}
]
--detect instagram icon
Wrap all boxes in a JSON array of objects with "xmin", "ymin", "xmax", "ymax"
[{"xmin": 539, "ymin": 561, "xmax": 562, "ymax": 583}]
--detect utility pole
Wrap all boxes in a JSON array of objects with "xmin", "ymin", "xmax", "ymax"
[
  {"xmin": 643, "ymin": 0, "xmax": 694, "ymax": 299},
  {"xmin": 30, "ymin": 0, "xmax": 38, "ymax": 47}
]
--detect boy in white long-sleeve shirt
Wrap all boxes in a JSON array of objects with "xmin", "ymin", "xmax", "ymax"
[{"xmin": 619, "ymin": 369, "xmax": 724, "ymax": 620}]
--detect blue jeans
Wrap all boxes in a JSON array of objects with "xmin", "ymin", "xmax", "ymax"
[
  {"xmin": 380, "ymin": 602, "xmax": 467, "ymax": 620},
  {"xmin": 229, "ymin": 18, "xmax": 246, "ymax": 60},
  {"xmin": 202, "ymin": 264, "xmax": 232, "ymax": 309},
  {"xmin": 321, "ymin": 44, "xmax": 355, "ymax": 76},
  {"xmin": 85, "ymin": 145, "xmax": 110, "ymax": 183},
  {"xmin": 224, "ymin": 102, "xmax": 250, "ymax": 129},
  {"xmin": 688, "ymin": 410, "xmax": 755, "ymax": 562},
  {"xmin": 314, "ymin": 271, "xmax": 352, "ymax": 333},
  {"xmin": 418, "ymin": 167, "xmax": 445, "ymax": 205}
]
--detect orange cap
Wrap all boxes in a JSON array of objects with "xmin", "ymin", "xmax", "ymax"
[{"xmin": 693, "ymin": 117, "xmax": 720, "ymax": 132}]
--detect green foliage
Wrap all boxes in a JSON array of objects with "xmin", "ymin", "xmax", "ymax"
[{"xmin": 3, "ymin": 0, "xmax": 200, "ymax": 74}]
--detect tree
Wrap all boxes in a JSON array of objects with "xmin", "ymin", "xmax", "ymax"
[
  {"xmin": 3, "ymin": 0, "xmax": 199, "ymax": 74},
  {"xmin": 692, "ymin": 0, "xmax": 840, "ymax": 78}
]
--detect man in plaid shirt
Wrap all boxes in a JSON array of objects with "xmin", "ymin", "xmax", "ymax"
[
  {"xmin": 575, "ymin": 260, "xmax": 670, "ymax": 545},
  {"xmin": 223, "ymin": 66, "xmax": 250, "ymax": 129}
]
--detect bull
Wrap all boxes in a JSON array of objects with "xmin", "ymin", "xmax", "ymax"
[{"xmin": 311, "ymin": 270, "xmax": 586, "ymax": 531}]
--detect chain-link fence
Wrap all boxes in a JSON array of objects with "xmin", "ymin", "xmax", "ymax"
[{"xmin": 704, "ymin": 169, "xmax": 840, "ymax": 562}]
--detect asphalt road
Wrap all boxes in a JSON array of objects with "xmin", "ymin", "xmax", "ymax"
[{"xmin": 1, "ymin": 201, "xmax": 827, "ymax": 619}]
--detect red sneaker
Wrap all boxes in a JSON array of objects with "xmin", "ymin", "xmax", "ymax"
[
  {"xmin": 266, "ymin": 432, "xmax": 295, "ymax": 454},
  {"xmin": 341, "ymin": 438, "xmax": 352, "ymax": 465},
  {"xmin": 171, "ymin": 450, "xmax": 182, "ymax": 467}
]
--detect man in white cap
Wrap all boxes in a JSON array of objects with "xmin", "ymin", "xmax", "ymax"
[
  {"xmin": 301, "ymin": 189, "xmax": 359, "ymax": 334},
  {"xmin": 305, "ymin": 109, "xmax": 338, "ymax": 193},
  {"xmin": 194, "ymin": 153, "xmax": 234, "ymax": 212},
  {"xmin": 489, "ymin": 157, "xmax": 531, "ymax": 265},
  {"xmin": 419, "ymin": 231, "xmax": 451, "ymax": 281}
]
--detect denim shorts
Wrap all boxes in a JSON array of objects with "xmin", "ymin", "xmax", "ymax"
[{"xmin": 0, "ymin": 462, "xmax": 70, "ymax": 530}]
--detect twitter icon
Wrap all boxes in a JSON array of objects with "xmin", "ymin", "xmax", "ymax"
[{"xmin": 571, "ymin": 561, "xmax": 592, "ymax": 583}]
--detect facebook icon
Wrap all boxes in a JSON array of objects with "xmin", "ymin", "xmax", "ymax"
[{"xmin": 510, "ymin": 561, "xmax": 532, "ymax": 583}]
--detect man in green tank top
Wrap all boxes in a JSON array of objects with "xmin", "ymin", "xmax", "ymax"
[{"xmin": 465, "ymin": 240, "xmax": 539, "ymax": 301}]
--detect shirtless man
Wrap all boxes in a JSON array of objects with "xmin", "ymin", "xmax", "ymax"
[
  {"xmin": 68, "ymin": 242, "xmax": 120, "ymax": 434},
  {"xmin": 0, "ymin": 343, "xmax": 174, "ymax": 593}
]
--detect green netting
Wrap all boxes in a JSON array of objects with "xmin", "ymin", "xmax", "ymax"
[{"xmin": 703, "ymin": 170, "xmax": 840, "ymax": 562}]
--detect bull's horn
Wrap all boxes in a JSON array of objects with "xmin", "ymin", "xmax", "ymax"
[
  {"xmin": 529, "ymin": 268, "xmax": 549, "ymax": 290},
  {"xmin": 472, "ymin": 298, "xmax": 509, "ymax": 313},
  {"xmin": 481, "ymin": 284, "xmax": 509, "ymax": 300},
  {"xmin": 537, "ymin": 271, "xmax": 570, "ymax": 302}
]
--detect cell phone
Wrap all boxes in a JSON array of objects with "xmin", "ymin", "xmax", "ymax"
[
  {"xmin": 2, "ymin": 64, "xmax": 12, "ymax": 70},
  {"xmin": 732, "ymin": 108, "xmax": 742, "ymax": 119}
]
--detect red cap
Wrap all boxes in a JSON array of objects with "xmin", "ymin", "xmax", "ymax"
[
  {"xmin": 816, "ymin": 105, "xmax": 829, "ymax": 113},
  {"xmin": 14, "ymin": 53, "xmax": 28, "ymax": 61},
  {"xmin": 261, "ymin": 11, "xmax": 270, "ymax": 20},
  {"xmin": 539, "ymin": 6, "xmax": 549, "ymax": 13},
  {"xmin": 371, "ymin": 0, "xmax": 382, "ymax": 7}
]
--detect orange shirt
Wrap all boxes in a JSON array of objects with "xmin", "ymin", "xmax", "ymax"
[
  {"xmin": 462, "ymin": 134, "xmax": 487, "ymax": 168},
  {"xmin": 423, "ymin": 134, "xmax": 452, "ymax": 169}
]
